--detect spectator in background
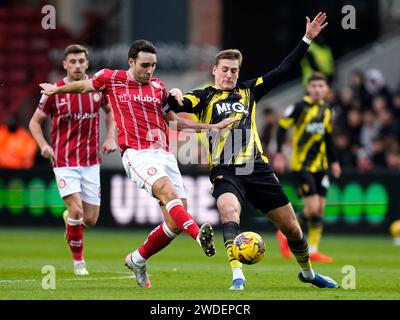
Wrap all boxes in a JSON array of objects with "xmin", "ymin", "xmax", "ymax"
[
  {"xmin": 370, "ymin": 136, "xmax": 386, "ymax": 169},
  {"xmin": 372, "ymin": 95, "xmax": 389, "ymax": 114},
  {"xmin": 335, "ymin": 87, "xmax": 364, "ymax": 127},
  {"xmin": 260, "ymin": 107, "xmax": 278, "ymax": 156},
  {"xmin": 334, "ymin": 131, "xmax": 356, "ymax": 169},
  {"xmin": 344, "ymin": 109, "xmax": 362, "ymax": 149},
  {"xmin": 378, "ymin": 108, "xmax": 398, "ymax": 139},
  {"xmin": 364, "ymin": 69, "xmax": 392, "ymax": 108},
  {"xmin": 391, "ymin": 92, "xmax": 400, "ymax": 118},
  {"xmin": 0, "ymin": 114, "xmax": 37, "ymax": 169},
  {"xmin": 386, "ymin": 151, "xmax": 400, "ymax": 170},
  {"xmin": 350, "ymin": 70, "xmax": 369, "ymax": 107},
  {"xmin": 359, "ymin": 110, "xmax": 380, "ymax": 158}
]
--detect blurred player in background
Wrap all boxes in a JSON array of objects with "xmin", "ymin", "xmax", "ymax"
[
  {"xmin": 39, "ymin": 40, "xmax": 236, "ymax": 288},
  {"xmin": 29, "ymin": 44, "xmax": 117, "ymax": 275},
  {"xmin": 274, "ymin": 72, "xmax": 341, "ymax": 263},
  {"xmin": 168, "ymin": 13, "xmax": 339, "ymax": 290}
]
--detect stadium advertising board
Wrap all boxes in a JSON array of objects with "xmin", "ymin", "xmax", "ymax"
[{"xmin": 0, "ymin": 169, "xmax": 397, "ymax": 233}]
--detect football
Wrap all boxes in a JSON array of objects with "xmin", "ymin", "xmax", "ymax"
[
  {"xmin": 232, "ymin": 231, "xmax": 266, "ymax": 265},
  {"xmin": 389, "ymin": 220, "xmax": 400, "ymax": 238}
]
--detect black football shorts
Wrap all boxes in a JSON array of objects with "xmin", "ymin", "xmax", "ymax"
[{"xmin": 210, "ymin": 164, "xmax": 289, "ymax": 214}]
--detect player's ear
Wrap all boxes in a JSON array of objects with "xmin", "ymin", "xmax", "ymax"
[
  {"xmin": 62, "ymin": 60, "xmax": 67, "ymax": 71},
  {"xmin": 212, "ymin": 65, "xmax": 217, "ymax": 76},
  {"xmin": 128, "ymin": 58, "xmax": 135, "ymax": 68}
]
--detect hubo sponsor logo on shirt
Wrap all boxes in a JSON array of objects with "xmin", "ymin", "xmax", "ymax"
[
  {"xmin": 60, "ymin": 113, "xmax": 97, "ymax": 121},
  {"xmin": 118, "ymin": 94, "xmax": 161, "ymax": 104},
  {"xmin": 306, "ymin": 122, "xmax": 325, "ymax": 134},
  {"xmin": 215, "ymin": 101, "xmax": 248, "ymax": 115}
]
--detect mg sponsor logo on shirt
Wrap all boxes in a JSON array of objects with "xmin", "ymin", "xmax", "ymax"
[
  {"xmin": 215, "ymin": 101, "xmax": 248, "ymax": 115},
  {"xmin": 305, "ymin": 122, "xmax": 325, "ymax": 135}
]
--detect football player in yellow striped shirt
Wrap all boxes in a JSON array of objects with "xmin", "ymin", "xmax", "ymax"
[
  {"xmin": 168, "ymin": 13, "xmax": 339, "ymax": 290},
  {"xmin": 274, "ymin": 72, "xmax": 341, "ymax": 263}
]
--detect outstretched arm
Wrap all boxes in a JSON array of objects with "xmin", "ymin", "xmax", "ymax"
[
  {"xmin": 164, "ymin": 111, "xmax": 238, "ymax": 132},
  {"xmin": 253, "ymin": 12, "xmax": 328, "ymax": 100},
  {"xmin": 40, "ymin": 79, "xmax": 94, "ymax": 95}
]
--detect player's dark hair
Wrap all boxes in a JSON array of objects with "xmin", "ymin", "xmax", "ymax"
[
  {"xmin": 215, "ymin": 49, "xmax": 243, "ymax": 67},
  {"xmin": 64, "ymin": 44, "xmax": 89, "ymax": 59},
  {"xmin": 128, "ymin": 40, "xmax": 157, "ymax": 59},
  {"xmin": 308, "ymin": 72, "xmax": 328, "ymax": 84}
]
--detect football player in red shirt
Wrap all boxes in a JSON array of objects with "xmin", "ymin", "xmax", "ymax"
[
  {"xmin": 40, "ymin": 40, "xmax": 236, "ymax": 288},
  {"xmin": 30, "ymin": 44, "xmax": 117, "ymax": 275}
]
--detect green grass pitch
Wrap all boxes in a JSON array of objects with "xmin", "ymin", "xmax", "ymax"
[{"xmin": 1, "ymin": 228, "xmax": 399, "ymax": 300}]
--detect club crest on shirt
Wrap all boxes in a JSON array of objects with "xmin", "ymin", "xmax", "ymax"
[
  {"xmin": 92, "ymin": 93, "xmax": 100, "ymax": 102},
  {"xmin": 151, "ymin": 81, "xmax": 161, "ymax": 89}
]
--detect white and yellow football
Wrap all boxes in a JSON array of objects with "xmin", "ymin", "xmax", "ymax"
[{"xmin": 232, "ymin": 231, "xmax": 266, "ymax": 265}]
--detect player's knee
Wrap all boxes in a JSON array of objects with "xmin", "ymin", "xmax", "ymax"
[
  {"xmin": 83, "ymin": 216, "xmax": 98, "ymax": 228},
  {"xmin": 67, "ymin": 202, "xmax": 83, "ymax": 218},
  {"xmin": 306, "ymin": 203, "xmax": 320, "ymax": 216},
  {"xmin": 220, "ymin": 204, "xmax": 240, "ymax": 223},
  {"xmin": 153, "ymin": 179, "xmax": 178, "ymax": 204},
  {"xmin": 283, "ymin": 223, "xmax": 303, "ymax": 241}
]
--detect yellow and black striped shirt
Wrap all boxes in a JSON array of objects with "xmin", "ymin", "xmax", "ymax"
[
  {"xmin": 173, "ymin": 81, "xmax": 271, "ymax": 167},
  {"xmin": 277, "ymin": 95, "xmax": 336, "ymax": 172},
  {"xmin": 168, "ymin": 39, "xmax": 311, "ymax": 168}
]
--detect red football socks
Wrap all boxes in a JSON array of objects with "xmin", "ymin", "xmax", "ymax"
[
  {"xmin": 138, "ymin": 222, "xmax": 177, "ymax": 260},
  {"xmin": 66, "ymin": 218, "xmax": 84, "ymax": 262},
  {"xmin": 166, "ymin": 199, "xmax": 200, "ymax": 240}
]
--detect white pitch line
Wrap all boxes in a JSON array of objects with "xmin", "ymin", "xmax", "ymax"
[
  {"xmin": 0, "ymin": 275, "xmax": 135, "ymax": 284},
  {"xmin": 62, "ymin": 275, "xmax": 135, "ymax": 282},
  {"xmin": 0, "ymin": 279, "xmax": 37, "ymax": 284}
]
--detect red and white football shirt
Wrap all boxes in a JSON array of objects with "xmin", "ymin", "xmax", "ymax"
[
  {"xmin": 90, "ymin": 69, "xmax": 170, "ymax": 154},
  {"xmin": 36, "ymin": 76, "xmax": 104, "ymax": 168}
]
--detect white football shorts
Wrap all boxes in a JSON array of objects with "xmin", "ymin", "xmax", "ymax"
[
  {"xmin": 122, "ymin": 148, "xmax": 187, "ymax": 200},
  {"xmin": 53, "ymin": 164, "xmax": 101, "ymax": 206}
]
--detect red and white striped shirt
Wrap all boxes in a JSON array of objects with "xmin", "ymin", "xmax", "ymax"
[
  {"xmin": 36, "ymin": 76, "xmax": 104, "ymax": 168},
  {"xmin": 90, "ymin": 69, "xmax": 170, "ymax": 154}
]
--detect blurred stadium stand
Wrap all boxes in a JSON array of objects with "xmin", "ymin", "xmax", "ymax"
[{"xmin": 0, "ymin": 0, "xmax": 398, "ymax": 169}]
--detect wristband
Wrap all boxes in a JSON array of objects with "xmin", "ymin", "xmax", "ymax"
[{"xmin": 302, "ymin": 36, "xmax": 312, "ymax": 45}]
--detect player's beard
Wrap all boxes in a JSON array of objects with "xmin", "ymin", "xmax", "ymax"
[
  {"xmin": 71, "ymin": 71, "xmax": 85, "ymax": 81},
  {"xmin": 139, "ymin": 75, "xmax": 151, "ymax": 84}
]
